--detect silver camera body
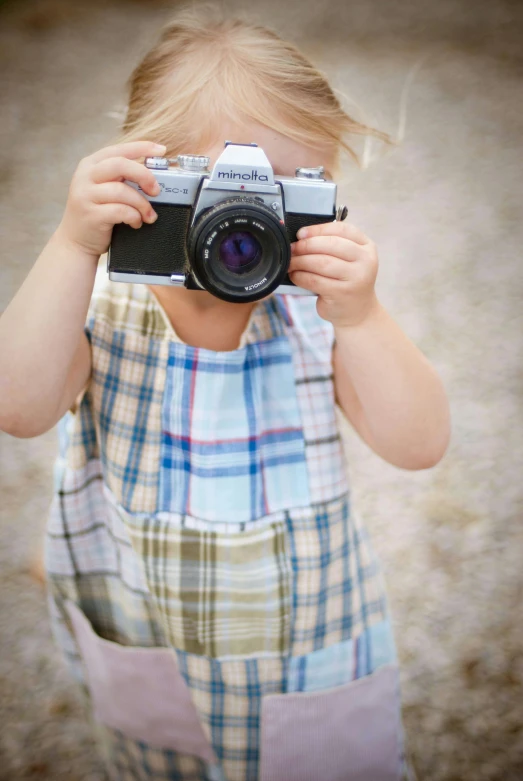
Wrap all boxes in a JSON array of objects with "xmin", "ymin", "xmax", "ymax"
[{"xmin": 108, "ymin": 141, "xmax": 345, "ymax": 303}]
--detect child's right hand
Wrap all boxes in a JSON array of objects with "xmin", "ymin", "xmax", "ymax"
[{"xmin": 57, "ymin": 140, "xmax": 167, "ymax": 257}]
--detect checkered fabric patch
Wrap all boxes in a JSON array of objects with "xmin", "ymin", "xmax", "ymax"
[
  {"xmin": 96, "ymin": 723, "xmax": 217, "ymax": 781},
  {"xmin": 89, "ymin": 274, "xmax": 170, "ymax": 340},
  {"xmin": 83, "ymin": 277, "xmax": 349, "ymax": 523},
  {"xmin": 287, "ymin": 617, "xmax": 397, "ymax": 693},
  {"xmin": 120, "ymin": 500, "xmax": 293, "ymax": 658},
  {"xmin": 175, "ymin": 649, "xmax": 287, "ymax": 781},
  {"xmin": 283, "ymin": 493, "xmax": 389, "ymax": 656},
  {"xmin": 56, "ymin": 389, "xmax": 99, "ymax": 473},
  {"xmin": 46, "ymin": 458, "xmax": 168, "ymax": 649},
  {"xmin": 89, "ymin": 321, "xmax": 168, "ymax": 514},
  {"xmin": 46, "ymin": 588, "xmax": 86, "ymax": 685},
  {"xmin": 86, "ymin": 278, "xmax": 170, "ymax": 514},
  {"xmin": 279, "ymin": 295, "xmax": 349, "ymax": 505},
  {"xmin": 159, "ymin": 335, "xmax": 310, "ymax": 523}
]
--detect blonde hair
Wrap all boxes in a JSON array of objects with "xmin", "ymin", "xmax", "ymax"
[{"xmin": 120, "ymin": 5, "xmax": 397, "ymax": 173}]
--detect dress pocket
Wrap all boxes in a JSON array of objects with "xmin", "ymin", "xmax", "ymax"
[
  {"xmin": 259, "ymin": 663, "xmax": 402, "ymax": 781},
  {"xmin": 65, "ymin": 600, "xmax": 216, "ymax": 763}
]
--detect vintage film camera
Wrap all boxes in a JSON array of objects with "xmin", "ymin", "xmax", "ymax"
[{"xmin": 108, "ymin": 141, "xmax": 347, "ymax": 303}]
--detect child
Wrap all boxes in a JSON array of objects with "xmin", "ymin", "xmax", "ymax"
[{"xmin": 0, "ymin": 8, "xmax": 450, "ymax": 781}]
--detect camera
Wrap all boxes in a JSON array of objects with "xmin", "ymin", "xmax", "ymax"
[{"xmin": 108, "ymin": 141, "xmax": 347, "ymax": 303}]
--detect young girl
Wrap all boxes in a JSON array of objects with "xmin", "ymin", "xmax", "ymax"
[{"xmin": 0, "ymin": 8, "xmax": 450, "ymax": 781}]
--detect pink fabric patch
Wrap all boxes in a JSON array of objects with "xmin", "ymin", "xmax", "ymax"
[
  {"xmin": 66, "ymin": 601, "xmax": 216, "ymax": 762},
  {"xmin": 259, "ymin": 663, "xmax": 402, "ymax": 781}
]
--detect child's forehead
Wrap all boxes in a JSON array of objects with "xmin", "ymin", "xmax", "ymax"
[{"xmin": 193, "ymin": 121, "xmax": 335, "ymax": 179}]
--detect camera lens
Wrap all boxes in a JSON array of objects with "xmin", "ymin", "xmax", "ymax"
[
  {"xmin": 189, "ymin": 197, "xmax": 291, "ymax": 303},
  {"xmin": 218, "ymin": 231, "xmax": 261, "ymax": 274}
]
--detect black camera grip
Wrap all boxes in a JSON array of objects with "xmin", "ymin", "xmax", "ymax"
[
  {"xmin": 281, "ymin": 212, "xmax": 336, "ymax": 290},
  {"xmin": 285, "ymin": 211, "xmax": 335, "ymax": 244},
  {"xmin": 108, "ymin": 204, "xmax": 192, "ymax": 277}
]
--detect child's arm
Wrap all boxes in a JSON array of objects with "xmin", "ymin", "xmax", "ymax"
[
  {"xmin": 0, "ymin": 140, "xmax": 166, "ymax": 438},
  {"xmin": 331, "ymin": 306, "xmax": 450, "ymax": 469},
  {"xmin": 289, "ymin": 222, "xmax": 451, "ymax": 470}
]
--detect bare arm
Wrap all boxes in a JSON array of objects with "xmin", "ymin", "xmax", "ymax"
[
  {"xmin": 333, "ymin": 303, "xmax": 451, "ymax": 470},
  {"xmin": 289, "ymin": 219, "xmax": 451, "ymax": 470},
  {"xmin": 0, "ymin": 140, "xmax": 166, "ymax": 438},
  {"xmin": 0, "ymin": 233, "xmax": 95, "ymax": 437}
]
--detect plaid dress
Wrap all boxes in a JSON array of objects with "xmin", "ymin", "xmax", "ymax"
[{"xmin": 45, "ymin": 271, "xmax": 405, "ymax": 781}]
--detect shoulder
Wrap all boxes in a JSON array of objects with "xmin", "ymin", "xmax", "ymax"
[{"xmin": 87, "ymin": 266, "xmax": 167, "ymax": 340}]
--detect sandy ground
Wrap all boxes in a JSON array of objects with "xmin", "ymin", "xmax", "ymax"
[{"xmin": 1, "ymin": 0, "xmax": 523, "ymax": 779}]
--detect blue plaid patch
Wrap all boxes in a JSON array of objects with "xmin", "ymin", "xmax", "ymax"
[
  {"xmin": 287, "ymin": 618, "xmax": 397, "ymax": 693},
  {"xmin": 159, "ymin": 336, "xmax": 311, "ymax": 522}
]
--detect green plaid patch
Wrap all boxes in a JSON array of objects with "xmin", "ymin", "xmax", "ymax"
[
  {"xmin": 124, "ymin": 508, "xmax": 293, "ymax": 657},
  {"xmin": 91, "ymin": 278, "xmax": 170, "ymax": 340}
]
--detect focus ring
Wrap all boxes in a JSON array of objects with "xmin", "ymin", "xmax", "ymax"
[{"xmin": 188, "ymin": 198, "xmax": 291, "ymax": 303}]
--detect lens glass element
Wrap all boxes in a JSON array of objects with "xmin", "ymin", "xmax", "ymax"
[{"xmin": 218, "ymin": 231, "xmax": 261, "ymax": 274}]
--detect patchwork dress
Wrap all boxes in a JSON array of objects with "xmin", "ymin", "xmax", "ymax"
[{"xmin": 45, "ymin": 271, "xmax": 405, "ymax": 781}]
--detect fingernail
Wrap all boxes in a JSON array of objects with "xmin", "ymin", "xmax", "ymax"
[
  {"xmin": 152, "ymin": 183, "xmax": 161, "ymax": 195},
  {"xmin": 148, "ymin": 211, "xmax": 158, "ymax": 223},
  {"xmin": 154, "ymin": 144, "xmax": 167, "ymax": 153},
  {"xmin": 297, "ymin": 227, "xmax": 308, "ymax": 239},
  {"xmin": 290, "ymin": 242, "xmax": 296, "ymax": 254}
]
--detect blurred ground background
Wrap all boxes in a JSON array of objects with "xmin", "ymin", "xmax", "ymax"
[{"xmin": 1, "ymin": 0, "xmax": 522, "ymax": 778}]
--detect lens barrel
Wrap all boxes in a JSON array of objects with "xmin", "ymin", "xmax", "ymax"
[{"xmin": 188, "ymin": 198, "xmax": 291, "ymax": 303}]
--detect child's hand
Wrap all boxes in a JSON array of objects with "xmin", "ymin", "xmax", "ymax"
[
  {"xmin": 289, "ymin": 221, "xmax": 380, "ymax": 328},
  {"xmin": 57, "ymin": 141, "xmax": 167, "ymax": 258}
]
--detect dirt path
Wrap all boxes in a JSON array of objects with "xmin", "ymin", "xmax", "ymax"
[{"xmin": 1, "ymin": 1, "xmax": 522, "ymax": 778}]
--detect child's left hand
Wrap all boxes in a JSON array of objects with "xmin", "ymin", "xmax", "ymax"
[{"xmin": 289, "ymin": 221, "xmax": 380, "ymax": 329}]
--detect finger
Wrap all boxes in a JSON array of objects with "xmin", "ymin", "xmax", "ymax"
[
  {"xmin": 99, "ymin": 203, "xmax": 144, "ymax": 230},
  {"xmin": 92, "ymin": 182, "xmax": 158, "ymax": 224},
  {"xmin": 291, "ymin": 234, "xmax": 361, "ymax": 263},
  {"xmin": 289, "ymin": 270, "xmax": 346, "ymax": 296},
  {"xmin": 91, "ymin": 157, "xmax": 161, "ymax": 197},
  {"xmin": 289, "ymin": 253, "xmax": 354, "ymax": 281},
  {"xmin": 296, "ymin": 220, "xmax": 370, "ymax": 246},
  {"xmin": 90, "ymin": 141, "xmax": 166, "ymax": 163}
]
